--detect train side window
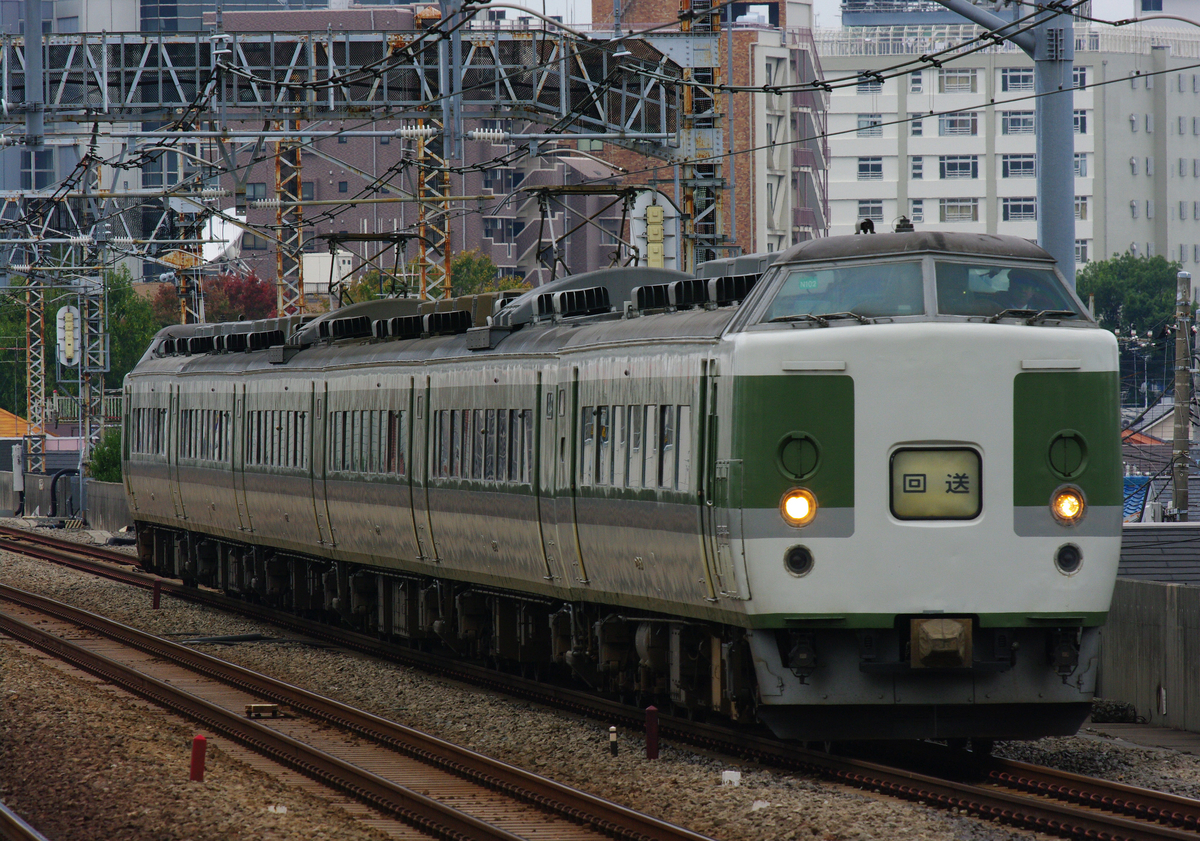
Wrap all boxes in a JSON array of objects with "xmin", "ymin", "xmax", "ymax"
[
  {"xmin": 597, "ymin": 406, "xmax": 611, "ymax": 485},
  {"xmin": 299, "ymin": 412, "xmax": 308, "ymax": 469},
  {"xmin": 439, "ymin": 410, "xmax": 451, "ymax": 477},
  {"xmin": 450, "ymin": 410, "xmax": 462, "ymax": 477},
  {"xmin": 627, "ymin": 405, "xmax": 643, "ymax": 489},
  {"xmin": 644, "ymin": 406, "xmax": 659, "ymax": 490},
  {"xmin": 520, "ymin": 409, "xmax": 533, "ymax": 484},
  {"xmin": 460, "ymin": 409, "xmax": 473, "ymax": 479},
  {"xmin": 612, "ymin": 405, "xmax": 625, "ymax": 487},
  {"xmin": 558, "ymin": 388, "xmax": 566, "ymax": 417},
  {"xmin": 473, "ymin": 409, "xmax": 485, "ymax": 479},
  {"xmin": 508, "ymin": 410, "xmax": 520, "ymax": 481},
  {"xmin": 581, "ymin": 406, "xmax": 596, "ymax": 486},
  {"xmin": 659, "ymin": 405, "xmax": 676, "ymax": 489},
  {"xmin": 485, "ymin": 409, "xmax": 497, "ymax": 481},
  {"xmin": 397, "ymin": 410, "xmax": 408, "ymax": 476},
  {"xmin": 677, "ymin": 405, "xmax": 692, "ymax": 491},
  {"xmin": 546, "ymin": 392, "xmax": 555, "ymax": 420},
  {"xmin": 497, "ymin": 409, "xmax": 510, "ymax": 483}
]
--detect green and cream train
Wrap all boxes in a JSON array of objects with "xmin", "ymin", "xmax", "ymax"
[{"xmin": 124, "ymin": 230, "xmax": 1122, "ymax": 741}]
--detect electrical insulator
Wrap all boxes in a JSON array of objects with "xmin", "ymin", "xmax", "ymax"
[
  {"xmin": 646, "ymin": 204, "xmax": 664, "ymax": 269},
  {"xmin": 394, "ymin": 125, "xmax": 438, "ymax": 140},
  {"xmin": 468, "ymin": 128, "xmax": 510, "ymax": 143}
]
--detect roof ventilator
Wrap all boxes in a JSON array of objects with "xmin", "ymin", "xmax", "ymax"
[
  {"xmin": 425, "ymin": 309, "xmax": 473, "ymax": 336},
  {"xmin": 708, "ymin": 275, "xmax": 758, "ymax": 307}
]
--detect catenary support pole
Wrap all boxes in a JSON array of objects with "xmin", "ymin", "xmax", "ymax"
[{"xmin": 1173, "ymin": 271, "xmax": 1191, "ymax": 520}]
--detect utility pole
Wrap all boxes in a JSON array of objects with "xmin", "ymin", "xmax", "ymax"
[
  {"xmin": 1172, "ymin": 270, "xmax": 1191, "ymax": 520},
  {"xmin": 932, "ymin": 0, "xmax": 1075, "ymax": 287}
]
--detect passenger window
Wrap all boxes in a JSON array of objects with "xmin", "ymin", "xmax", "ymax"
[
  {"xmin": 598, "ymin": 406, "xmax": 611, "ymax": 485},
  {"xmin": 677, "ymin": 405, "xmax": 692, "ymax": 491},
  {"xmin": 612, "ymin": 405, "xmax": 625, "ymax": 487},
  {"xmin": 659, "ymin": 405, "xmax": 675, "ymax": 489},
  {"xmin": 627, "ymin": 405, "xmax": 643, "ymax": 489},
  {"xmin": 581, "ymin": 406, "xmax": 595, "ymax": 486},
  {"xmin": 485, "ymin": 409, "xmax": 497, "ymax": 480},
  {"xmin": 644, "ymin": 406, "xmax": 659, "ymax": 490},
  {"xmin": 497, "ymin": 409, "xmax": 509, "ymax": 483}
]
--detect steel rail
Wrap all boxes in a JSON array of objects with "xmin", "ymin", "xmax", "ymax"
[
  {"xmin": 4, "ymin": 528, "xmax": 1200, "ymax": 840},
  {"xmin": 0, "ymin": 801, "xmax": 50, "ymax": 841},
  {"xmin": 0, "ymin": 583, "xmax": 713, "ymax": 841}
]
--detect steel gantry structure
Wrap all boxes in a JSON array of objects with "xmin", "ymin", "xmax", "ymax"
[{"xmin": 0, "ymin": 6, "xmax": 737, "ymax": 478}]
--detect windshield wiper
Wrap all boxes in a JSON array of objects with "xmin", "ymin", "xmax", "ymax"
[
  {"xmin": 769, "ymin": 313, "xmax": 829, "ymax": 326},
  {"xmin": 1026, "ymin": 309, "xmax": 1080, "ymax": 324},
  {"xmin": 767, "ymin": 311, "xmax": 871, "ymax": 326},
  {"xmin": 989, "ymin": 308, "xmax": 1079, "ymax": 324}
]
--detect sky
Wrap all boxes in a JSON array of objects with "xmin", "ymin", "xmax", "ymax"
[{"xmin": 533, "ymin": 0, "xmax": 1138, "ymax": 29}]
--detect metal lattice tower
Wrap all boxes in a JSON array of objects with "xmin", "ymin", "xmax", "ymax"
[{"xmin": 274, "ymin": 120, "xmax": 306, "ymax": 315}]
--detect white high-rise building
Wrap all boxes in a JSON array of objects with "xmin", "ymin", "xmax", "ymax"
[{"xmin": 817, "ymin": 20, "xmax": 1200, "ymax": 269}]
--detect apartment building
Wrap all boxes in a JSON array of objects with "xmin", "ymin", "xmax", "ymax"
[{"xmin": 818, "ymin": 21, "xmax": 1200, "ymax": 268}]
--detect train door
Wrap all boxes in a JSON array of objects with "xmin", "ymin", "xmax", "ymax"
[
  {"xmin": 122, "ymin": 384, "xmax": 137, "ymax": 512},
  {"xmin": 532, "ymin": 373, "xmax": 560, "ymax": 582},
  {"xmin": 167, "ymin": 385, "xmax": 186, "ymax": 521},
  {"xmin": 310, "ymin": 381, "xmax": 333, "ymax": 546},
  {"xmin": 712, "ymin": 460, "xmax": 750, "ymax": 599},
  {"xmin": 552, "ymin": 367, "xmax": 589, "ymax": 585},
  {"xmin": 403, "ymin": 381, "xmax": 425, "ymax": 562},
  {"xmin": 233, "ymin": 383, "xmax": 251, "ymax": 532},
  {"xmin": 412, "ymin": 376, "xmax": 437, "ymax": 562}
]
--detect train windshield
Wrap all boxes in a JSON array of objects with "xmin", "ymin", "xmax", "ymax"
[
  {"xmin": 760, "ymin": 260, "xmax": 925, "ymax": 323},
  {"xmin": 935, "ymin": 262, "xmax": 1085, "ymax": 319}
]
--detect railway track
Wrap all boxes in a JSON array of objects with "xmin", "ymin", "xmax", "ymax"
[
  {"xmin": 0, "ymin": 581, "xmax": 714, "ymax": 841},
  {"xmin": 0, "ymin": 800, "xmax": 50, "ymax": 841},
  {"xmin": 4, "ymin": 525, "xmax": 1200, "ymax": 841}
]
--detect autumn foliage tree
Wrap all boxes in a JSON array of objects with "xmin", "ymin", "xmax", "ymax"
[{"xmin": 152, "ymin": 272, "xmax": 277, "ymax": 326}]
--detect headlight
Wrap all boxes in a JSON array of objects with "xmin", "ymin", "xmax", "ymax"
[
  {"xmin": 780, "ymin": 488, "xmax": 817, "ymax": 527},
  {"xmin": 1050, "ymin": 485, "xmax": 1086, "ymax": 525}
]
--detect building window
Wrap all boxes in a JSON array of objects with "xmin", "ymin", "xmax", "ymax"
[
  {"xmin": 1142, "ymin": 0, "xmax": 1162, "ymax": 10},
  {"xmin": 1146, "ymin": 114, "xmax": 1154, "ymax": 133},
  {"xmin": 939, "ymin": 68, "xmax": 977, "ymax": 93},
  {"xmin": 910, "ymin": 199, "xmax": 924, "ymax": 222},
  {"xmin": 337, "ymin": 134, "xmax": 348, "ymax": 144},
  {"xmin": 301, "ymin": 181, "xmax": 314, "ymax": 202},
  {"xmin": 338, "ymin": 181, "xmax": 348, "ymax": 193},
  {"xmin": 1131, "ymin": 200, "xmax": 1139, "ymax": 219},
  {"xmin": 1130, "ymin": 113, "xmax": 1139, "ymax": 133},
  {"xmin": 857, "ymin": 114, "xmax": 883, "ymax": 137},
  {"xmin": 1147, "ymin": 157, "xmax": 1155, "ymax": 176},
  {"xmin": 1076, "ymin": 240, "xmax": 1089, "ymax": 264},
  {"xmin": 857, "ymin": 73, "xmax": 882, "ymax": 94},
  {"xmin": 910, "ymin": 114, "xmax": 923, "ymax": 136},
  {"xmin": 1181, "ymin": 200, "xmax": 1189, "ymax": 220},
  {"xmin": 1195, "ymin": 160, "xmax": 1200, "ymax": 177},
  {"xmin": 247, "ymin": 182, "xmax": 267, "ymax": 201},
  {"xmin": 1074, "ymin": 153, "xmax": 1087, "ymax": 177},
  {"xmin": 857, "ymin": 157, "xmax": 883, "ymax": 181},
  {"xmin": 1194, "ymin": 118, "xmax": 1199, "ymax": 136},
  {"xmin": 1001, "ymin": 68, "xmax": 1034, "ymax": 92},
  {"xmin": 939, "ymin": 155, "xmax": 978, "ymax": 179},
  {"xmin": 1131, "ymin": 157, "xmax": 1139, "ymax": 175},
  {"xmin": 1074, "ymin": 110, "xmax": 1088, "ymax": 134},
  {"xmin": 1147, "ymin": 200, "xmax": 1155, "ymax": 219},
  {"xmin": 1073, "ymin": 67, "xmax": 1087, "ymax": 89},
  {"xmin": 1001, "ymin": 111, "xmax": 1034, "ymax": 134},
  {"xmin": 1075, "ymin": 196, "xmax": 1088, "ymax": 220},
  {"xmin": 599, "ymin": 218, "xmax": 621, "ymax": 245},
  {"xmin": 380, "ymin": 135, "xmax": 390, "ymax": 145},
  {"xmin": 1180, "ymin": 116, "xmax": 1187, "ymax": 135},
  {"xmin": 20, "ymin": 149, "xmax": 54, "ymax": 190},
  {"xmin": 940, "ymin": 198, "xmax": 978, "ymax": 223},
  {"xmin": 1195, "ymin": 245, "xmax": 1200, "ymax": 263},
  {"xmin": 1183, "ymin": 159, "xmax": 1190, "ymax": 177},
  {"xmin": 243, "ymin": 232, "xmax": 268, "ymax": 250},
  {"xmin": 938, "ymin": 112, "xmax": 978, "ymax": 136},
  {"xmin": 1195, "ymin": 201, "xmax": 1200, "ymax": 219},
  {"xmin": 910, "ymin": 70, "xmax": 923, "ymax": 92},
  {"xmin": 911, "ymin": 156, "xmax": 923, "ymax": 179},
  {"xmin": 1002, "ymin": 198, "xmax": 1037, "ymax": 221},
  {"xmin": 1002, "ymin": 154, "xmax": 1036, "ymax": 178},
  {"xmin": 858, "ymin": 200, "xmax": 884, "ymax": 223},
  {"xmin": 1182, "ymin": 244, "xmax": 1189, "ymax": 263}
]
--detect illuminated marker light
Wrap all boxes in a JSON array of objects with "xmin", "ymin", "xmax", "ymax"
[
  {"xmin": 780, "ymin": 488, "xmax": 818, "ymax": 527},
  {"xmin": 1050, "ymin": 485, "xmax": 1086, "ymax": 525}
]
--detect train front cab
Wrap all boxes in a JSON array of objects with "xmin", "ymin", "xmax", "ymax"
[{"xmin": 719, "ymin": 239, "xmax": 1123, "ymax": 741}]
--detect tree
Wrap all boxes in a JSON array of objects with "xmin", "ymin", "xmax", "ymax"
[
  {"xmin": 1076, "ymin": 252, "xmax": 1183, "ymax": 406},
  {"xmin": 149, "ymin": 271, "xmax": 276, "ymax": 325},
  {"xmin": 450, "ymin": 250, "xmax": 499, "ymax": 297},
  {"xmin": 104, "ymin": 264, "xmax": 163, "ymax": 386},
  {"xmin": 1076, "ymin": 252, "xmax": 1181, "ymax": 339},
  {"xmin": 87, "ymin": 427, "xmax": 122, "ymax": 483}
]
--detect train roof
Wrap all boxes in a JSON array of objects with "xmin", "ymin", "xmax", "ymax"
[{"xmin": 771, "ymin": 231, "xmax": 1055, "ymax": 265}]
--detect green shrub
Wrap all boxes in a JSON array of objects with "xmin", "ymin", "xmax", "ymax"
[{"xmin": 88, "ymin": 428, "xmax": 122, "ymax": 483}]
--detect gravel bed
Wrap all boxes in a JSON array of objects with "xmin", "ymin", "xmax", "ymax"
[{"xmin": 0, "ymin": 521, "xmax": 1189, "ymax": 840}]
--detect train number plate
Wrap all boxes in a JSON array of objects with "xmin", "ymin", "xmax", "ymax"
[{"xmin": 890, "ymin": 448, "xmax": 982, "ymax": 520}]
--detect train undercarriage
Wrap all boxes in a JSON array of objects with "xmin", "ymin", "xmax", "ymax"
[{"xmin": 135, "ymin": 523, "xmax": 761, "ymax": 722}]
